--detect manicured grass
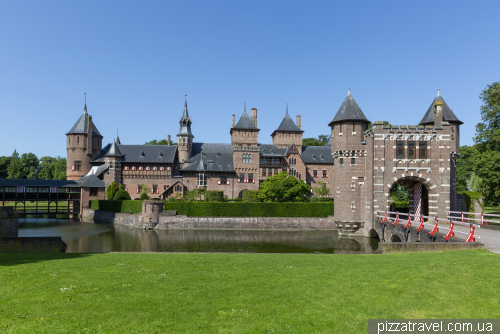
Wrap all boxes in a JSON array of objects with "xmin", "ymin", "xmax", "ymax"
[
  {"xmin": 1, "ymin": 250, "xmax": 499, "ymax": 333},
  {"xmin": 483, "ymin": 205, "xmax": 500, "ymax": 226}
]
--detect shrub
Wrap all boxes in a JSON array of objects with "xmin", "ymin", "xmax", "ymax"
[
  {"xmin": 113, "ymin": 189, "xmax": 131, "ymax": 201},
  {"xmin": 163, "ymin": 202, "xmax": 333, "ymax": 217},
  {"xmin": 90, "ymin": 200, "xmax": 143, "ymax": 213},
  {"xmin": 205, "ymin": 191, "xmax": 224, "ymax": 202},
  {"xmin": 139, "ymin": 192, "xmax": 150, "ymax": 200},
  {"xmin": 309, "ymin": 196, "xmax": 320, "ymax": 202},
  {"xmin": 242, "ymin": 190, "xmax": 261, "ymax": 202},
  {"xmin": 106, "ymin": 181, "xmax": 118, "ymax": 200}
]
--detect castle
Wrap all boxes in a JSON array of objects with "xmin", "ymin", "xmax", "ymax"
[{"xmin": 66, "ymin": 89, "xmax": 462, "ymax": 235}]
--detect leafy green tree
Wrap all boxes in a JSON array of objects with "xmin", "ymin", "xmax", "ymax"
[
  {"xmin": 257, "ymin": 171, "xmax": 311, "ymax": 202},
  {"xmin": 20, "ymin": 153, "xmax": 39, "ymax": 179},
  {"xmin": 139, "ymin": 183, "xmax": 151, "ymax": 200},
  {"xmin": 0, "ymin": 156, "xmax": 11, "ymax": 178},
  {"xmin": 7, "ymin": 150, "xmax": 22, "ymax": 179},
  {"xmin": 52, "ymin": 157, "xmax": 67, "ymax": 180},
  {"xmin": 313, "ymin": 181, "xmax": 330, "ymax": 197},
  {"xmin": 302, "ymin": 135, "xmax": 328, "ymax": 146},
  {"xmin": 390, "ymin": 184, "xmax": 409, "ymax": 202},
  {"xmin": 455, "ymin": 145, "xmax": 476, "ymax": 193},
  {"xmin": 38, "ymin": 156, "xmax": 56, "ymax": 179},
  {"xmin": 144, "ymin": 139, "xmax": 177, "ymax": 145},
  {"xmin": 113, "ymin": 188, "xmax": 131, "ymax": 200},
  {"xmin": 472, "ymin": 82, "xmax": 500, "ymax": 204},
  {"xmin": 106, "ymin": 181, "xmax": 119, "ymax": 200}
]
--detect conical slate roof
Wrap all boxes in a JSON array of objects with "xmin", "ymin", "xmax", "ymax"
[
  {"xmin": 105, "ymin": 137, "xmax": 123, "ymax": 157},
  {"xmin": 328, "ymin": 89, "xmax": 370, "ymax": 126},
  {"xmin": 324, "ymin": 135, "xmax": 331, "ymax": 147},
  {"xmin": 276, "ymin": 112, "xmax": 302, "ymax": 132},
  {"xmin": 419, "ymin": 91, "xmax": 463, "ymax": 125},
  {"xmin": 66, "ymin": 104, "xmax": 101, "ymax": 135},
  {"xmin": 233, "ymin": 110, "xmax": 258, "ymax": 130}
]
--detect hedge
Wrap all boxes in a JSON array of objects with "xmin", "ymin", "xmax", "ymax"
[
  {"xmin": 242, "ymin": 190, "xmax": 261, "ymax": 203},
  {"xmin": 163, "ymin": 202, "xmax": 334, "ymax": 217},
  {"xmin": 90, "ymin": 200, "xmax": 143, "ymax": 214},
  {"xmin": 205, "ymin": 191, "xmax": 224, "ymax": 202}
]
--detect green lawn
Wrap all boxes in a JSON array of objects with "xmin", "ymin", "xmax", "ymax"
[{"xmin": 0, "ymin": 250, "xmax": 499, "ymax": 333}]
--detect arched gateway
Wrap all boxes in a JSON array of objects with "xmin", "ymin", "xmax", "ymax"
[{"xmin": 330, "ymin": 89, "xmax": 462, "ymax": 237}]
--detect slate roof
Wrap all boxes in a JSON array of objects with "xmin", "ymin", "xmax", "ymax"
[
  {"xmin": 324, "ymin": 135, "xmax": 332, "ymax": 147},
  {"xmin": 78, "ymin": 174, "xmax": 106, "ymax": 188},
  {"xmin": 232, "ymin": 111, "xmax": 258, "ymax": 130},
  {"xmin": 328, "ymin": 89, "xmax": 370, "ymax": 126},
  {"xmin": 271, "ymin": 113, "xmax": 303, "ymax": 137},
  {"xmin": 181, "ymin": 143, "xmax": 234, "ymax": 172},
  {"xmin": 259, "ymin": 144, "xmax": 288, "ymax": 157},
  {"xmin": 66, "ymin": 106, "xmax": 102, "ymax": 135},
  {"xmin": 105, "ymin": 138, "xmax": 123, "ymax": 157},
  {"xmin": 419, "ymin": 93, "xmax": 463, "ymax": 125},
  {"xmin": 93, "ymin": 144, "xmax": 177, "ymax": 163},
  {"xmin": 85, "ymin": 165, "xmax": 109, "ymax": 177},
  {"xmin": 301, "ymin": 146, "xmax": 334, "ymax": 164}
]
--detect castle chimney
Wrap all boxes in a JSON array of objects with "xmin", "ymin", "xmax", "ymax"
[
  {"xmin": 251, "ymin": 108, "xmax": 257, "ymax": 127},
  {"xmin": 232, "ymin": 114, "xmax": 235, "ymax": 127},
  {"xmin": 168, "ymin": 135, "xmax": 171, "ymax": 146},
  {"xmin": 296, "ymin": 115, "xmax": 301, "ymax": 130}
]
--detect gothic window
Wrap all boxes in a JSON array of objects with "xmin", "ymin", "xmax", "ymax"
[{"xmin": 197, "ymin": 173, "xmax": 207, "ymax": 187}]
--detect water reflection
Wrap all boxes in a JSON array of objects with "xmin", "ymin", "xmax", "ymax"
[{"xmin": 19, "ymin": 218, "xmax": 378, "ymax": 254}]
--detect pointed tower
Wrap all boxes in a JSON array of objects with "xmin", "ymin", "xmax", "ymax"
[
  {"xmin": 66, "ymin": 98, "xmax": 103, "ymax": 180},
  {"xmin": 103, "ymin": 136, "xmax": 123, "ymax": 189},
  {"xmin": 230, "ymin": 104, "xmax": 260, "ymax": 191},
  {"xmin": 177, "ymin": 96, "xmax": 194, "ymax": 164},
  {"xmin": 419, "ymin": 89, "xmax": 462, "ymax": 152},
  {"xmin": 271, "ymin": 104, "xmax": 304, "ymax": 152},
  {"xmin": 329, "ymin": 88, "xmax": 370, "ymax": 229}
]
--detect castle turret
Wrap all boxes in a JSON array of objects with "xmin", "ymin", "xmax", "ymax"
[
  {"xmin": 66, "ymin": 100, "xmax": 103, "ymax": 180},
  {"xmin": 103, "ymin": 136, "xmax": 123, "ymax": 190},
  {"xmin": 329, "ymin": 88, "xmax": 370, "ymax": 230},
  {"xmin": 271, "ymin": 104, "xmax": 304, "ymax": 152},
  {"xmin": 177, "ymin": 96, "xmax": 194, "ymax": 164}
]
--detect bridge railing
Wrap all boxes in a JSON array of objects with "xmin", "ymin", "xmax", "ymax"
[
  {"xmin": 447, "ymin": 211, "xmax": 500, "ymax": 226},
  {"xmin": 376, "ymin": 210, "xmax": 480, "ymax": 242}
]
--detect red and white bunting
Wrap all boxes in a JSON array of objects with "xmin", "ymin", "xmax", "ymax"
[
  {"xmin": 416, "ymin": 216, "xmax": 424, "ymax": 231},
  {"xmin": 17, "ymin": 186, "xmax": 25, "ymax": 193},
  {"xmin": 392, "ymin": 212, "xmax": 399, "ymax": 226},
  {"xmin": 139, "ymin": 166, "xmax": 143, "ymax": 171},
  {"xmin": 71, "ymin": 165, "xmax": 75, "ymax": 171},
  {"xmin": 466, "ymin": 225, "xmax": 476, "ymax": 243},
  {"xmin": 429, "ymin": 219, "xmax": 439, "ymax": 236},
  {"xmin": 444, "ymin": 222, "xmax": 455, "ymax": 241},
  {"xmin": 50, "ymin": 186, "xmax": 58, "ymax": 193},
  {"xmin": 131, "ymin": 166, "xmax": 135, "ymax": 171}
]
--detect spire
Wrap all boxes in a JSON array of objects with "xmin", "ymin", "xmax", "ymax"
[
  {"xmin": 418, "ymin": 90, "xmax": 463, "ymax": 125},
  {"xmin": 348, "ymin": 87, "xmax": 351, "ymax": 96},
  {"xmin": 84, "ymin": 92, "xmax": 87, "ymax": 113},
  {"xmin": 286, "ymin": 103, "xmax": 288, "ymax": 115},
  {"xmin": 105, "ymin": 138, "xmax": 122, "ymax": 157},
  {"xmin": 177, "ymin": 95, "xmax": 193, "ymax": 137},
  {"xmin": 182, "ymin": 95, "xmax": 190, "ymax": 119},
  {"xmin": 115, "ymin": 129, "xmax": 121, "ymax": 145},
  {"xmin": 244, "ymin": 102, "xmax": 246, "ymax": 113},
  {"xmin": 437, "ymin": 88, "xmax": 440, "ymax": 97}
]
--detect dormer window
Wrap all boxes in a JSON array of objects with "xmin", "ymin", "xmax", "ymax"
[{"xmin": 141, "ymin": 151, "xmax": 145, "ymax": 157}]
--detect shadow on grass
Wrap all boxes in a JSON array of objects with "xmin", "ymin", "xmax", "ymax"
[{"xmin": 0, "ymin": 252, "xmax": 92, "ymax": 267}]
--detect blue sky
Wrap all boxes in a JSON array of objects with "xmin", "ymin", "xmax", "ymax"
[{"xmin": 1, "ymin": 0, "xmax": 498, "ymax": 158}]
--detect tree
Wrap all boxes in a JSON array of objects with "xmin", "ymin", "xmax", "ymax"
[
  {"xmin": 302, "ymin": 135, "xmax": 328, "ymax": 146},
  {"xmin": 455, "ymin": 145, "xmax": 476, "ymax": 193},
  {"xmin": 7, "ymin": 150, "xmax": 22, "ymax": 179},
  {"xmin": 390, "ymin": 184, "xmax": 409, "ymax": 202},
  {"xmin": 38, "ymin": 156, "xmax": 56, "ymax": 180},
  {"xmin": 257, "ymin": 171, "xmax": 311, "ymax": 202},
  {"xmin": 313, "ymin": 181, "xmax": 330, "ymax": 197},
  {"xmin": 20, "ymin": 153, "xmax": 39, "ymax": 179},
  {"xmin": 139, "ymin": 183, "xmax": 151, "ymax": 200},
  {"xmin": 52, "ymin": 157, "xmax": 67, "ymax": 180},
  {"xmin": 113, "ymin": 188, "xmax": 131, "ymax": 200},
  {"xmin": 106, "ymin": 181, "xmax": 119, "ymax": 200},
  {"xmin": 0, "ymin": 156, "xmax": 11, "ymax": 178},
  {"xmin": 472, "ymin": 82, "xmax": 500, "ymax": 204},
  {"xmin": 144, "ymin": 139, "xmax": 177, "ymax": 145}
]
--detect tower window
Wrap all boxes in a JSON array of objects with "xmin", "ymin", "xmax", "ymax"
[
  {"xmin": 408, "ymin": 141, "xmax": 415, "ymax": 158},
  {"xmin": 248, "ymin": 173, "xmax": 253, "ymax": 182},
  {"xmin": 239, "ymin": 173, "xmax": 245, "ymax": 182},
  {"xmin": 351, "ymin": 157, "xmax": 355, "ymax": 165},
  {"xmin": 339, "ymin": 158, "xmax": 344, "ymax": 166},
  {"xmin": 74, "ymin": 161, "xmax": 82, "ymax": 171},
  {"xmin": 419, "ymin": 141, "xmax": 427, "ymax": 158},
  {"xmin": 396, "ymin": 141, "xmax": 404, "ymax": 158},
  {"xmin": 77, "ymin": 136, "xmax": 80, "ymax": 144}
]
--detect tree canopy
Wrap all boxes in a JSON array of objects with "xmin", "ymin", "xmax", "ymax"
[
  {"xmin": 257, "ymin": 171, "xmax": 311, "ymax": 202},
  {"xmin": 302, "ymin": 134, "xmax": 328, "ymax": 146},
  {"xmin": 144, "ymin": 139, "xmax": 177, "ymax": 145}
]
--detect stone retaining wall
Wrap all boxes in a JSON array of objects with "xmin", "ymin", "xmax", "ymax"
[
  {"xmin": 0, "ymin": 237, "xmax": 67, "ymax": 252},
  {"xmin": 82, "ymin": 208, "xmax": 336, "ymax": 230}
]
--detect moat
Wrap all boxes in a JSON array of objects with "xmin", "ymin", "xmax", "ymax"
[{"xmin": 18, "ymin": 218, "xmax": 379, "ymax": 254}]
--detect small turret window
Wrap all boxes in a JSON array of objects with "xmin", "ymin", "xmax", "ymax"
[{"xmin": 77, "ymin": 136, "xmax": 80, "ymax": 144}]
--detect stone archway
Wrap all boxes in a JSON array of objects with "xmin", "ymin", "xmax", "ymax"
[
  {"xmin": 238, "ymin": 190, "xmax": 248, "ymax": 199},
  {"xmin": 388, "ymin": 176, "xmax": 436, "ymax": 222}
]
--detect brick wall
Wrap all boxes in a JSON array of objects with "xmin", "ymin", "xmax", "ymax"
[
  {"xmin": 272, "ymin": 131, "xmax": 303, "ymax": 150},
  {"xmin": 80, "ymin": 187, "xmax": 106, "ymax": 214}
]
